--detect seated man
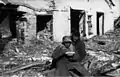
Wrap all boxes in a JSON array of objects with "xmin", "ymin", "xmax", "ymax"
[
  {"xmin": 68, "ymin": 32, "xmax": 90, "ymax": 76},
  {"xmin": 52, "ymin": 35, "xmax": 74, "ymax": 77}
]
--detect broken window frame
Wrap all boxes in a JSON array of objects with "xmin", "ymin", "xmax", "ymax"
[
  {"xmin": 87, "ymin": 15, "xmax": 93, "ymax": 35},
  {"xmin": 36, "ymin": 15, "xmax": 53, "ymax": 41}
]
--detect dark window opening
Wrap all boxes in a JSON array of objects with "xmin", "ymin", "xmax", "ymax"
[
  {"xmin": 87, "ymin": 15, "xmax": 93, "ymax": 35},
  {"xmin": 2, "ymin": 4, "xmax": 20, "ymax": 38},
  {"xmin": 37, "ymin": 15, "xmax": 53, "ymax": 40},
  {"xmin": 0, "ymin": 7, "xmax": 21, "ymax": 38},
  {"xmin": 37, "ymin": 15, "xmax": 53, "ymax": 32}
]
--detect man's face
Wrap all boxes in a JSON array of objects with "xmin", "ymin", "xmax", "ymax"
[
  {"xmin": 64, "ymin": 42, "xmax": 71, "ymax": 48},
  {"xmin": 72, "ymin": 35, "xmax": 79, "ymax": 42}
]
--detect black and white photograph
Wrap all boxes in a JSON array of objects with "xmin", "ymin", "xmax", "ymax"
[{"xmin": 0, "ymin": 0, "xmax": 120, "ymax": 77}]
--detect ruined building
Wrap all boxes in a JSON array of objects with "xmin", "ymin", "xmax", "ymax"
[{"xmin": 0, "ymin": 0, "xmax": 120, "ymax": 42}]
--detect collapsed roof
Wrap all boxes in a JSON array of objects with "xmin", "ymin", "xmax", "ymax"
[{"xmin": 1, "ymin": 0, "xmax": 55, "ymax": 14}]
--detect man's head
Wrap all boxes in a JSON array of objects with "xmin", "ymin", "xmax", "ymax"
[
  {"xmin": 62, "ymin": 36, "xmax": 72, "ymax": 48},
  {"xmin": 71, "ymin": 32, "xmax": 80, "ymax": 42}
]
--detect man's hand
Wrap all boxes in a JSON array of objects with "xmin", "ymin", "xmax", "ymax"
[{"xmin": 65, "ymin": 52, "xmax": 75, "ymax": 56}]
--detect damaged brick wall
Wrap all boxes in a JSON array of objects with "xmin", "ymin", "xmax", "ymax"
[
  {"xmin": 16, "ymin": 13, "xmax": 36, "ymax": 44},
  {"xmin": 24, "ymin": 13, "xmax": 36, "ymax": 40}
]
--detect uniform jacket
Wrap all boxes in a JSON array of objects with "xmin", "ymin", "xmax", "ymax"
[{"xmin": 52, "ymin": 40, "xmax": 88, "ymax": 77}]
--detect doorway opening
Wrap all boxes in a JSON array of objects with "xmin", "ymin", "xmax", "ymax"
[
  {"xmin": 70, "ymin": 8, "xmax": 86, "ymax": 37},
  {"xmin": 37, "ymin": 15, "xmax": 53, "ymax": 40},
  {"xmin": 96, "ymin": 12, "xmax": 104, "ymax": 35}
]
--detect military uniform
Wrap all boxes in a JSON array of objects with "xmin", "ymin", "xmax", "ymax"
[{"xmin": 52, "ymin": 36, "xmax": 90, "ymax": 77}]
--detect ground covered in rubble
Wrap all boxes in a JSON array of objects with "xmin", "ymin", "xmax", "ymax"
[
  {"xmin": 1, "ymin": 29, "xmax": 120, "ymax": 77},
  {"xmin": 0, "ymin": 35, "xmax": 60, "ymax": 77},
  {"xmin": 85, "ymin": 29, "xmax": 120, "ymax": 76}
]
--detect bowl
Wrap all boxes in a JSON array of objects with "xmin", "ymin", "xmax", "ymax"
[{"xmin": 66, "ymin": 52, "xmax": 75, "ymax": 54}]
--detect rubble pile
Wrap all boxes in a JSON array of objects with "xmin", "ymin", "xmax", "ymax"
[
  {"xmin": 0, "ymin": 13, "xmax": 57, "ymax": 76},
  {"xmin": 1, "ymin": 32, "xmax": 59, "ymax": 77},
  {"xmin": 2, "ymin": 25, "xmax": 120, "ymax": 76},
  {"xmin": 86, "ymin": 50, "xmax": 119, "ymax": 75},
  {"xmin": 85, "ymin": 29, "xmax": 120, "ymax": 52},
  {"xmin": 85, "ymin": 29, "xmax": 120, "ymax": 76},
  {"xmin": 3, "ymin": 35, "xmax": 59, "ymax": 60}
]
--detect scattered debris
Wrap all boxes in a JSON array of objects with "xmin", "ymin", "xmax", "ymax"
[
  {"xmin": 0, "ymin": 30, "xmax": 59, "ymax": 76},
  {"xmin": 1, "ymin": 23, "xmax": 120, "ymax": 76},
  {"xmin": 84, "ymin": 29, "xmax": 120, "ymax": 76}
]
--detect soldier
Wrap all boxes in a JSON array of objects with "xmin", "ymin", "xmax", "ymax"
[{"xmin": 52, "ymin": 36, "xmax": 75, "ymax": 77}]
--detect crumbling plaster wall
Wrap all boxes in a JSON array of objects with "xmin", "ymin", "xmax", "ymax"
[
  {"xmin": 89, "ymin": 0, "xmax": 113, "ymax": 36},
  {"xmin": 23, "ymin": 13, "xmax": 36, "ymax": 40},
  {"xmin": 16, "ymin": 0, "xmax": 52, "ymax": 43},
  {"xmin": 16, "ymin": 0, "xmax": 120, "ymax": 42},
  {"xmin": 53, "ymin": 0, "xmax": 120, "ymax": 41},
  {"xmin": 90, "ymin": 0, "xmax": 120, "ymax": 35},
  {"xmin": 16, "ymin": 13, "xmax": 36, "ymax": 44},
  {"xmin": 53, "ymin": 7, "xmax": 70, "ymax": 42},
  {"xmin": 53, "ymin": 0, "xmax": 88, "ymax": 42},
  {"xmin": 16, "ymin": 0, "xmax": 54, "ymax": 42}
]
